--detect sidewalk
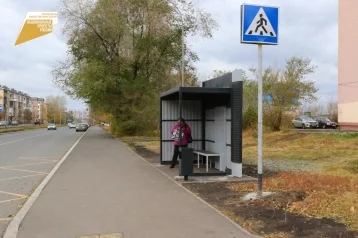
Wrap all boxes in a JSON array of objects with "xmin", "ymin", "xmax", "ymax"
[{"xmin": 15, "ymin": 127, "xmax": 254, "ymax": 238}]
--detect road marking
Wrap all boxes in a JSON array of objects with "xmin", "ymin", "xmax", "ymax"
[
  {"xmin": 77, "ymin": 234, "xmax": 124, "ymax": 238},
  {"xmin": 0, "ymin": 198, "xmax": 25, "ymax": 204},
  {"xmin": 0, "ymin": 190, "xmax": 27, "ymax": 198},
  {"xmin": 0, "ymin": 174, "xmax": 46, "ymax": 182},
  {"xmin": 100, "ymin": 233, "xmax": 124, "ymax": 238},
  {"xmin": 0, "ymin": 167, "xmax": 48, "ymax": 175},
  {"xmin": 0, "ymin": 134, "xmax": 46, "ymax": 146},
  {"xmin": 0, "ymin": 218, "xmax": 12, "ymax": 221},
  {"xmin": 19, "ymin": 156, "xmax": 59, "ymax": 160},
  {"xmin": 18, "ymin": 157, "xmax": 59, "ymax": 162},
  {"xmin": 4, "ymin": 129, "xmax": 88, "ymax": 238},
  {"xmin": 3, "ymin": 161, "xmax": 55, "ymax": 168},
  {"xmin": 77, "ymin": 236, "xmax": 99, "ymax": 238}
]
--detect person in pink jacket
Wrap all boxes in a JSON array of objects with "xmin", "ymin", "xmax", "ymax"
[{"xmin": 170, "ymin": 117, "xmax": 191, "ymax": 168}]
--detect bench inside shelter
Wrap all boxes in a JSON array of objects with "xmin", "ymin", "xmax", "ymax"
[{"xmin": 194, "ymin": 150, "xmax": 222, "ymax": 172}]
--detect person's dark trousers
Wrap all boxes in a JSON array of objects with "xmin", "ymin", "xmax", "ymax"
[{"xmin": 170, "ymin": 145, "xmax": 188, "ymax": 168}]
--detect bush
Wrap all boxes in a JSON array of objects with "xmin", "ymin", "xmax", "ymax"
[{"xmin": 243, "ymin": 106, "xmax": 258, "ymax": 130}]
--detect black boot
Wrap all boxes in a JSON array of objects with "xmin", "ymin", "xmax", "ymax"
[{"xmin": 169, "ymin": 164, "xmax": 175, "ymax": 169}]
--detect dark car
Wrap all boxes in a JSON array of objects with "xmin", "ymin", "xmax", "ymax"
[
  {"xmin": 315, "ymin": 117, "xmax": 338, "ymax": 129},
  {"xmin": 34, "ymin": 121, "xmax": 40, "ymax": 125}
]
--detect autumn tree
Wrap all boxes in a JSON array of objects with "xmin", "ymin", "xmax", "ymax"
[
  {"xmin": 41, "ymin": 103, "xmax": 47, "ymax": 123},
  {"xmin": 23, "ymin": 109, "xmax": 32, "ymax": 123},
  {"xmin": 46, "ymin": 95, "xmax": 67, "ymax": 124},
  {"xmin": 67, "ymin": 110, "xmax": 74, "ymax": 122},
  {"xmin": 16, "ymin": 109, "xmax": 23, "ymax": 122},
  {"xmin": 250, "ymin": 57, "xmax": 318, "ymax": 131},
  {"xmin": 208, "ymin": 70, "xmax": 232, "ymax": 79},
  {"xmin": 53, "ymin": 0, "xmax": 217, "ymax": 135}
]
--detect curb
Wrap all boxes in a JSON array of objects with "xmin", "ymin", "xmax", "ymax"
[
  {"xmin": 3, "ymin": 130, "xmax": 88, "ymax": 238},
  {"xmin": 117, "ymin": 137, "xmax": 262, "ymax": 238}
]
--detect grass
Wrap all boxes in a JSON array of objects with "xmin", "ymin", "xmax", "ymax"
[
  {"xmin": 0, "ymin": 124, "xmax": 60, "ymax": 133},
  {"xmin": 239, "ymin": 130, "xmax": 358, "ymax": 232},
  {"xmin": 0, "ymin": 127, "xmax": 24, "ymax": 133},
  {"xmin": 345, "ymin": 159, "xmax": 358, "ymax": 173},
  {"xmin": 228, "ymin": 172, "xmax": 358, "ymax": 230},
  {"xmin": 243, "ymin": 130, "xmax": 358, "ymax": 175}
]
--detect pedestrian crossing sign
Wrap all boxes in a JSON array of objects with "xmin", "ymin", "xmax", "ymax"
[{"xmin": 241, "ymin": 4, "xmax": 279, "ymax": 45}]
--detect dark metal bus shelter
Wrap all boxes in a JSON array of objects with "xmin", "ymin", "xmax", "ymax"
[{"xmin": 160, "ymin": 69, "xmax": 244, "ymax": 177}]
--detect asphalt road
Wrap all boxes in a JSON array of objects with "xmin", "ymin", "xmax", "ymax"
[{"xmin": 0, "ymin": 127, "xmax": 83, "ymax": 237}]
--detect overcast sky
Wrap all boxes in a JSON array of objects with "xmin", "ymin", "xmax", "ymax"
[{"xmin": 0, "ymin": 0, "xmax": 338, "ymax": 110}]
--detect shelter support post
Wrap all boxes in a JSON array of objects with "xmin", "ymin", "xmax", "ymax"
[
  {"xmin": 231, "ymin": 69, "xmax": 243, "ymax": 177},
  {"xmin": 160, "ymin": 98, "xmax": 163, "ymax": 164},
  {"xmin": 179, "ymin": 88, "xmax": 182, "ymax": 148}
]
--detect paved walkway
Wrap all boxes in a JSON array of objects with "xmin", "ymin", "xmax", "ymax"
[{"xmin": 16, "ymin": 127, "xmax": 253, "ymax": 238}]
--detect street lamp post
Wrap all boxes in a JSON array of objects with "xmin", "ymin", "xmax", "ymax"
[
  {"xmin": 168, "ymin": 1, "xmax": 185, "ymax": 87},
  {"xmin": 181, "ymin": 27, "xmax": 184, "ymax": 87}
]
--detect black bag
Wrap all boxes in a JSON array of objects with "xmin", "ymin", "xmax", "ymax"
[{"xmin": 188, "ymin": 133, "xmax": 193, "ymax": 143}]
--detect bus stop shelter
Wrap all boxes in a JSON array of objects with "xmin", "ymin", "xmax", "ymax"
[{"xmin": 159, "ymin": 69, "xmax": 244, "ymax": 177}]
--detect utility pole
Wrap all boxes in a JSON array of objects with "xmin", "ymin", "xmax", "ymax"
[
  {"xmin": 168, "ymin": 1, "xmax": 185, "ymax": 87},
  {"xmin": 181, "ymin": 26, "xmax": 184, "ymax": 87}
]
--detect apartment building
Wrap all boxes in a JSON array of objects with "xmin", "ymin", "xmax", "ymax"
[
  {"xmin": 31, "ymin": 97, "xmax": 46, "ymax": 122},
  {"xmin": 73, "ymin": 109, "xmax": 89, "ymax": 122},
  {"xmin": 0, "ymin": 85, "xmax": 32, "ymax": 122},
  {"xmin": 338, "ymin": 0, "xmax": 358, "ymax": 130}
]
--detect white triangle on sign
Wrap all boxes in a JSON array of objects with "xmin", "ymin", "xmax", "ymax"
[{"xmin": 245, "ymin": 7, "xmax": 276, "ymax": 37}]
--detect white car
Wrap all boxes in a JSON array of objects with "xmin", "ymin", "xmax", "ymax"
[
  {"xmin": 47, "ymin": 123, "xmax": 57, "ymax": 130},
  {"xmin": 68, "ymin": 123, "xmax": 76, "ymax": 129},
  {"xmin": 292, "ymin": 116, "xmax": 318, "ymax": 129}
]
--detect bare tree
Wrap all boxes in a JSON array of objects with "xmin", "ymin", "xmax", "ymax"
[
  {"xmin": 326, "ymin": 98, "xmax": 338, "ymax": 122},
  {"xmin": 23, "ymin": 109, "xmax": 32, "ymax": 123}
]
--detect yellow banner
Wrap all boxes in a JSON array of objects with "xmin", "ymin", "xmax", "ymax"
[{"xmin": 15, "ymin": 12, "xmax": 58, "ymax": 46}]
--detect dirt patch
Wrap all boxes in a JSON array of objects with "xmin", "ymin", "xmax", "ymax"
[
  {"xmin": 125, "ymin": 141, "xmax": 160, "ymax": 164},
  {"xmin": 184, "ymin": 182, "xmax": 358, "ymax": 238},
  {"xmin": 243, "ymin": 164, "xmax": 278, "ymax": 178}
]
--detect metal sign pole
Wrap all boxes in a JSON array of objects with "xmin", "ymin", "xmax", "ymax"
[
  {"xmin": 241, "ymin": 4, "xmax": 279, "ymax": 196},
  {"xmin": 257, "ymin": 43, "xmax": 263, "ymax": 196}
]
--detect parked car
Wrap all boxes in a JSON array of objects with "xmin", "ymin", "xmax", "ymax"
[
  {"xmin": 292, "ymin": 116, "xmax": 319, "ymax": 129},
  {"xmin": 76, "ymin": 123, "xmax": 88, "ymax": 132},
  {"xmin": 10, "ymin": 121, "xmax": 19, "ymax": 126},
  {"xmin": 315, "ymin": 117, "xmax": 338, "ymax": 129},
  {"xmin": 34, "ymin": 121, "xmax": 41, "ymax": 125},
  {"xmin": 0, "ymin": 121, "xmax": 9, "ymax": 126},
  {"xmin": 47, "ymin": 123, "xmax": 57, "ymax": 130}
]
